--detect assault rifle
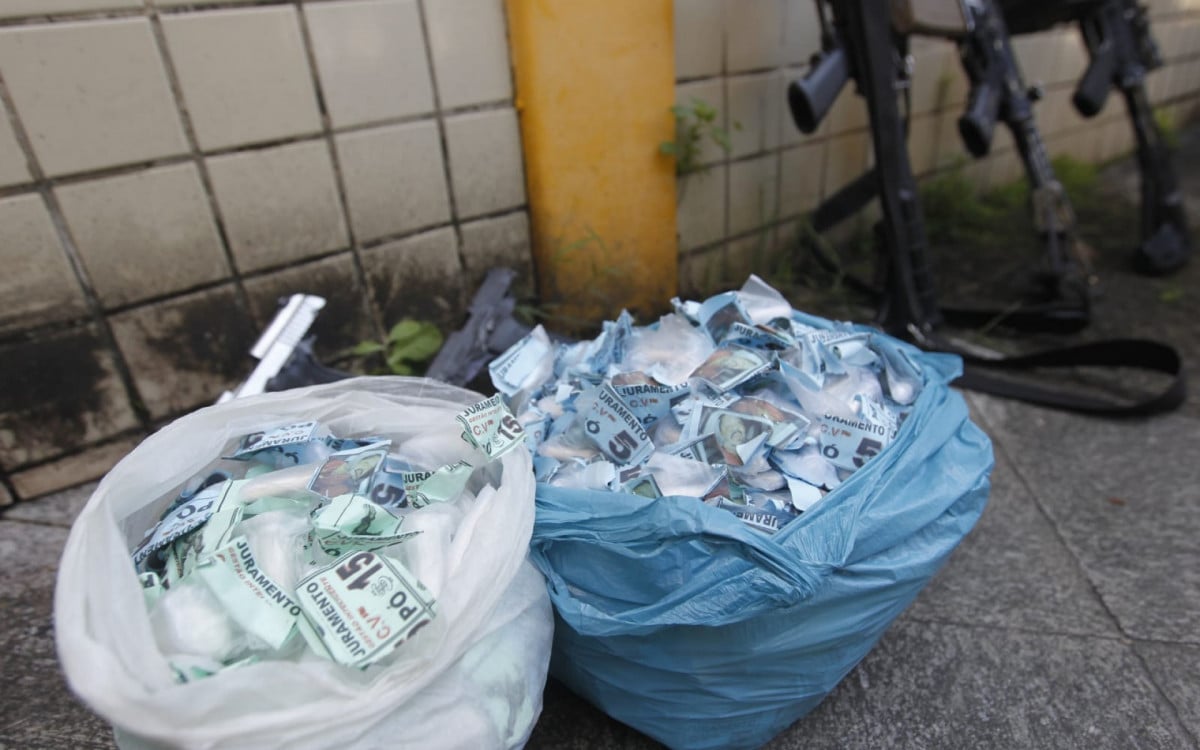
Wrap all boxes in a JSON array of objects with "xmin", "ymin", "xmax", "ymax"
[
  {"xmin": 996, "ymin": 0, "xmax": 1190, "ymax": 272},
  {"xmin": 786, "ymin": 0, "xmax": 1186, "ymax": 414},
  {"xmin": 1074, "ymin": 0, "xmax": 1191, "ymax": 273},
  {"xmin": 956, "ymin": 0, "xmax": 1091, "ymax": 319},
  {"xmin": 788, "ymin": 0, "xmax": 960, "ymax": 339},
  {"xmin": 788, "ymin": 0, "xmax": 1191, "ymax": 337}
]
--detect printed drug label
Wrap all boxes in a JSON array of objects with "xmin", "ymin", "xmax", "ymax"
[{"xmin": 295, "ymin": 550, "xmax": 436, "ymax": 668}]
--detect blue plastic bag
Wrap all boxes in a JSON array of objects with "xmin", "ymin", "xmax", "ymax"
[{"xmin": 527, "ymin": 324, "xmax": 993, "ymax": 750}]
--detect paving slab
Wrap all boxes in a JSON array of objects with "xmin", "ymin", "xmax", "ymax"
[
  {"xmin": 968, "ymin": 391, "xmax": 1200, "ymax": 644},
  {"xmin": 0, "ymin": 520, "xmax": 115, "ymax": 749},
  {"xmin": 906, "ymin": 444, "xmax": 1118, "ymax": 637},
  {"xmin": 777, "ymin": 618, "xmax": 1192, "ymax": 749},
  {"xmin": 529, "ymin": 681, "xmax": 662, "ymax": 750},
  {"xmin": 2, "ymin": 481, "xmax": 96, "ymax": 528},
  {"xmin": 1136, "ymin": 642, "xmax": 1200, "ymax": 747}
]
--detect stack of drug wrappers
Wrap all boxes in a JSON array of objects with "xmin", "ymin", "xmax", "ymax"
[
  {"xmin": 490, "ymin": 276, "xmax": 924, "ymax": 533},
  {"xmin": 130, "ymin": 396, "xmax": 526, "ymax": 682}
]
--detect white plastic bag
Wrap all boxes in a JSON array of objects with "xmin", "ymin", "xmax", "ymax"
[{"xmin": 55, "ymin": 377, "xmax": 552, "ymax": 750}]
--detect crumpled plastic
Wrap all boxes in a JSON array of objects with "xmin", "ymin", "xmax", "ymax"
[
  {"xmin": 491, "ymin": 278, "xmax": 994, "ymax": 750},
  {"xmin": 56, "ymin": 378, "xmax": 553, "ymax": 750}
]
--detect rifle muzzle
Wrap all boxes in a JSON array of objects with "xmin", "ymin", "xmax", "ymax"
[{"xmin": 788, "ymin": 45, "xmax": 849, "ymax": 134}]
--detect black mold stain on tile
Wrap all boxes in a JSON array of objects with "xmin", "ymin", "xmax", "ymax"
[
  {"xmin": 243, "ymin": 253, "xmax": 376, "ymax": 361},
  {"xmin": 0, "ymin": 326, "xmax": 139, "ymax": 469},
  {"xmin": 110, "ymin": 286, "xmax": 258, "ymax": 419}
]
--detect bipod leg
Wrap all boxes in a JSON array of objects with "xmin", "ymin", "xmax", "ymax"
[
  {"xmin": 1124, "ymin": 83, "xmax": 1191, "ymax": 274},
  {"xmin": 836, "ymin": 0, "xmax": 941, "ymax": 341},
  {"xmin": 1005, "ymin": 89, "xmax": 1093, "ymax": 318},
  {"xmin": 959, "ymin": 0, "xmax": 1092, "ymax": 325},
  {"xmin": 1073, "ymin": 0, "xmax": 1191, "ymax": 274}
]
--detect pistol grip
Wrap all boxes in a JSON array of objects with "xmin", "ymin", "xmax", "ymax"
[{"xmin": 1073, "ymin": 57, "xmax": 1113, "ymax": 117}]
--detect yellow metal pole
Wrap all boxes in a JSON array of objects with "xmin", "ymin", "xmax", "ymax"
[{"xmin": 505, "ymin": 0, "xmax": 678, "ymax": 330}]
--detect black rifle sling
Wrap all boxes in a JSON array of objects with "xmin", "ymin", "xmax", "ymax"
[
  {"xmin": 801, "ymin": 237, "xmax": 1187, "ymax": 414},
  {"xmin": 951, "ymin": 339, "xmax": 1186, "ymax": 416},
  {"xmin": 799, "ymin": 240, "xmax": 1185, "ymax": 414}
]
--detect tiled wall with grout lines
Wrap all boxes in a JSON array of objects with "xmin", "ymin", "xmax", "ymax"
[{"xmin": 1, "ymin": 0, "xmax": 1199, "ymax": 505}]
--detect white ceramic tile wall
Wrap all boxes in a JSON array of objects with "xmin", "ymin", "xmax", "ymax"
[
  {"xmin": 779, "ymin": 141, "xmax": 823, "ymax": 217},
  {"xmin": 0, "ymin": 100, "xmax": 31, "ymax": 188},
  {"xmin": 0, "ymin": 195, "xmax": 88, "ymax": 334},
  {"xmin": 361, "ymin": 226, "xmax": 465, "ymax": 325},
  {"xmin": 726, "ymin": 226, "xmax": 777, "ymax": 281},
  {"xmin": 727, "ymin": 71, "xmax": 784, "ymax": 158},
  {"xmin": 822, "ymin": 131, "xmax": 869, "ymax": 198},
  {"xmin": 0, "ymin": 0, "xmax": 140, "ymax": 19},
  {"xmin": 989, "ymin": 150, "xmax": 1024, "ymax": 187},
  {"xmin": 460, "ymin": 211, "xmax": 533, "ymax": 281},
  {"xmin": 677, "ymin": 166, "xmax": 727, "ymax": 250},
  {"xmin": 424, "ymin": 0, "xmax": 513, "ymax": 108},
  {"xmin": 1011, "ymin": 31, "xmax": 1059, "ymax": 86},
  {"xmin": 444, "ymin": 108, "xmax": 526, "ymax": 219},
  {"xmin": 0, "ymin": 0, "xmax": 525, "ymax": 347},
  {"xmin": 725, "ymin": 0, "xmax": 786, "ymax": 73},
  {"xmin": 1177, "ymin": 59, "xmax": 1199, "ymax": 98},
  {"xmin": 305, "ymin": 0, "xmax": 435, "ymax": 128},
  {"xmin": 907, "ymin": 113, "xmax": 941, "ymax": 176},
  {"xmin": 0, "ymin": 2, "xmax": 486, "ymax": 496},
  {"xmin": 729, "ymin": 154, "xmax": 780, "ymax": 234},
  {"xmin": 779, "ymin": 65, "xmax": 812, "ymax": 147},
  {"xmin": 56, "ymin": 163, "xmax": 230, "ymax": 308},
  {"xmin": 675, "ymin": 0, "xmax": 724, "ymax": 79},
  {"xmin": 336, "ymin": 121, "xmax": 451, "ymax": 242},
  {"xmin": 823, "ymin": 86, "xmax": 868, "ymax": 135},
  {"xmin": 207, "ymin": 139, "xmax": 349, "ymax": 272},
  {"xmin": 0, "ymin": 18, "xmax": 187, "ymax": 176},
  {"xmin": 781, "ymin": 0, "xmax": 820, "ymax": 66},
  {"xmin": 107, "ymin": 284, "xmax": 248, "ymax": 419},
  {"xmin": 162, "ymin": 7, "xmax": 321, "ymax": 150},
  {"xmin": 910, "ymin": 41, "xmax": 959, "ymax": 116},
  {"xmin": 679, "ymin": 245, "xmax": 726, "ymax": 295},
  {"xmin": 1053, "ymin": 30, "xmax": 1089, "ymax": 85}
]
